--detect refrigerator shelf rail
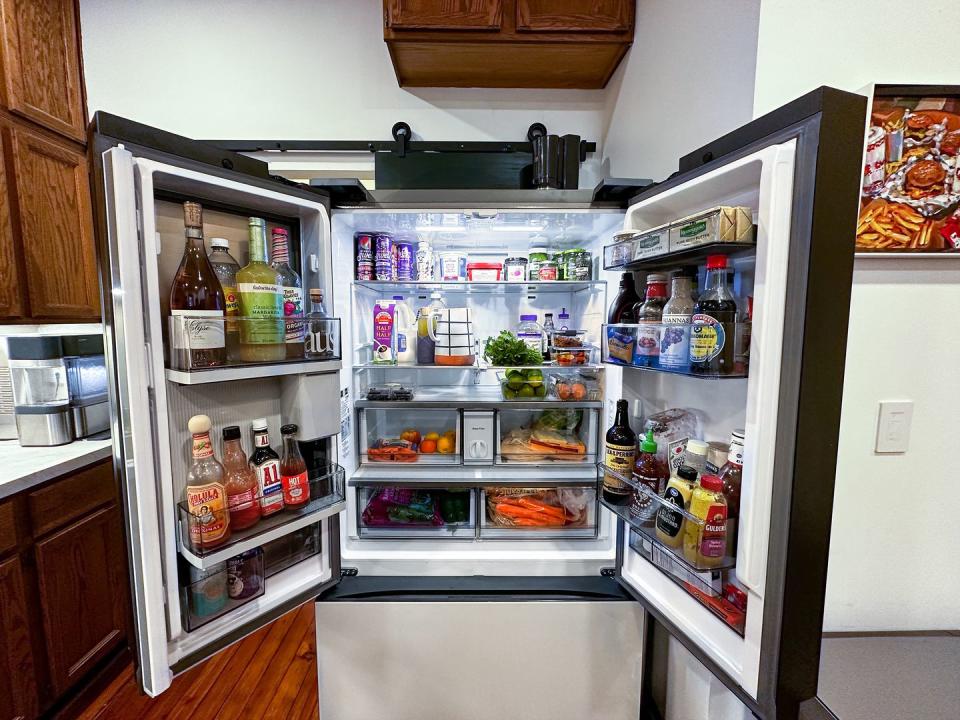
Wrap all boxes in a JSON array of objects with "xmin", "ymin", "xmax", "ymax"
[
  {"xmin": 353, "ymin": 280, "xmax": 607, "ymax": 295},
  {"xmin": 176, "ymin": 464, "xmax": 346, "ymax": 570},
  {"xmin": 602, "ymin": 323, "xmax": 749, "ymax": 379},
  {"xmin": 597, "ymin": 465, "xmax": 736, "ymax": 573},
  {"xmin": 604, "ymin": 239, "xmax": 756, "ymax": 272},
  {"xmin": 165, "ymin": 316, "xmax": 342, "ymax": 385}
]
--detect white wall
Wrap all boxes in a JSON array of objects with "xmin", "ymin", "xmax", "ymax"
[
  {"xmin": 602, "ymin": 0, "xmax": 761, "ymax": 182},
  {"xmin": 753, "ymin": 0, "xmax": 960, "ymax": 633},
  {"xmin": 79, "ymin": 0, "xmax": 608, "ymax": 183},
  {"xmin": 754, "ymin": 0, "xmax": 960, "ymax": 115}
]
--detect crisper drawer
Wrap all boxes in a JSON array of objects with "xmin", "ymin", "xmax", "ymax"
[
  {"xmin": 495, "ymin": 407, "xmax": 598, "ymax": 465},
  {"xmin": 480, "ymin": 484, "xmax": 598, "ymax": 539},
  {"xmin": 355, "ymin": 485, "xmax": 476, "ymax": 539},
  {"xmin": 359, "ymin": 408, "xmax": 461, "ymax": 465}
]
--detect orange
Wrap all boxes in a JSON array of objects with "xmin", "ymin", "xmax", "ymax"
[
  {"xmin": 424, "ymin": 432, "xmax": 440, "ymax": 441},
  {"xmin": 437, "ymin": 436, "xmax": 454, "ymax": 454},
  {"xmin": 420, "ymin": 439, "xmax": 438, "ymax": 454}
]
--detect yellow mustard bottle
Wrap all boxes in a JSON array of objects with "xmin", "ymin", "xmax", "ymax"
[
  {"xmin": 655, "ymin": 465, "xmax": 698, "ymax": 548},
  {"xmin": 683, "ymin": 474, "xmax": 727, "ymax": 568}
]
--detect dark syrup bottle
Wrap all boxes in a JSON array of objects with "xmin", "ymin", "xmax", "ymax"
[{"xmin": 690, "ymin": 255, "xmax": 738, "ymax": 375}]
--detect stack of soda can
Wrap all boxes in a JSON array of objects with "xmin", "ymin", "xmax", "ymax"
[{"xmin": 355, "ymin": 231, "xmax": 415, "ymax": 281}]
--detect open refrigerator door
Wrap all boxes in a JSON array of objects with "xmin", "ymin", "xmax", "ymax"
[
  {"xmin": 94, "ymin": 123, "xmax": 348, "ymax": 696},
  {"xmin": 597, "ymin": 89, "xmax": 867, "ymax": 718}
]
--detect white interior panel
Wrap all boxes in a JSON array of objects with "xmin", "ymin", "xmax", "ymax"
[{"xmin": 615, "ymin": 140, "xmax": 798, "ymax": 700}]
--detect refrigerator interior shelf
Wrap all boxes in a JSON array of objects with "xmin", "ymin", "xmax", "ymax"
[
  {"xmin": 166, "ymin": 358, "xmax": 342, "ymax": 385},
  {"xmin": 603, "ymin": 240, "xmax": 756, "ymax": 272},
  {"xmin": 356, "ymin": 381, "xmax": 603, "ymax": 409},
  {"xmin": 602, "ymin": 323, "xmax": 748, "ymax": 379},
  {"xmin": 353, "ymin": 280, "xmax": 607, "ymax": 295},
  {"xmin": 352, "ymin": 362, "xmax": 605, "ymax": 372},
  {"xmin": 597, "ymin": 465, "xmax": 736, "ymax": 573},
  {"xmin": 177, "ymin": 464, "xmax": 346, "ymax": 570}
]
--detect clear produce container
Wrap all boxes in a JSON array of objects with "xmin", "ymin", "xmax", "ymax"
[
  {"xmin": 480, "ymin": 485, "xmax": 598, "ymax": 539},
  {"xmin": 496, "ymin": 407, "xmax": 598, "ymax": 464},
  {"xmin": 355, "ymin": 485, "xmax": 476, "ymax": 539},
  {"xmin": 359, "ymin": 408, "xmax": 461, "ymax": 465}
]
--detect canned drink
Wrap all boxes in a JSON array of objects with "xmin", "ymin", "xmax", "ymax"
[
  {"xmin": 395, "ymin": 239, "xmax": 414, "ymax": 280},
  {"xmin": 354, "ymin": 231, "xmax": 374, "ymax": 280},
  {"xmin": 374, "ymin": 233, "xmax": 393, "ymax": 281},
  {"xmin": 863, "ymin": 125, "xmax": 886, "ymax": 195}
]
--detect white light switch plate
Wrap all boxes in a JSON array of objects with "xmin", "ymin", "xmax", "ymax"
[{"xmin": 875, "ymin": 400, "xmax": 913, "ymax": 453}]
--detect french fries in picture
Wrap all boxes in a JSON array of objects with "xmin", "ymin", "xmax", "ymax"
[{"xmin": 855, "ymin": 199, "xmax": 945, "ymax": 251}]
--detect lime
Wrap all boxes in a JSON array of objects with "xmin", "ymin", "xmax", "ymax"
[
  {"xmin": 533, "ymin": 385, "xmax": 546, "ymax": 398},
  {"xmin": 507, "ymin": 379, "xmax": 524, "ymax": 390},
  {"xmin": 503, "ymin": 387, "xmax": 518, "ymax": 399},
  {"xmin": 506, "ymin": 369, "xmax": 524, "ymax": 381},
  {"xmin": 518, "ymin": 385, "xmax": 535, "ymax": 398}
]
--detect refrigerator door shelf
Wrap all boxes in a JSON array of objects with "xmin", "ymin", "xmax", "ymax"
[
  {"xmin": 614, "ymin": 138, "xmax": 799, "ymax": 703},
  {"xmin": 177, "ymin": 464, "xmax": 346, "ymax": 570}
]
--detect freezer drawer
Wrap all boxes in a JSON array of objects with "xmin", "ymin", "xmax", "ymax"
[
  {"xmin": 496, "ymin": 407, "xmax": 598, "ymax": 465},
  {"xmin": 358, "ymin": 407, "xmax": 460, "ymax": 465},
  {"xmin": 315, "ymin": 580, "xmax": 645, "ymax": 720},
  {"xmin": 355, "ymin": 484, "xmax": 476, "ymax": 539},
  {"xmin": 480, "ymin": 484, "xmax": 598, "ymax": 539}
]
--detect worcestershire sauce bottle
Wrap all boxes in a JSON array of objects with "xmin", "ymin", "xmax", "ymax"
[
  {"xmin": 690, "ymin": 255, "xmax": 738, "ymax": 375},
  {"xmin": 603, "ymin": 400, "xmax": 637, "ymax": 504}
]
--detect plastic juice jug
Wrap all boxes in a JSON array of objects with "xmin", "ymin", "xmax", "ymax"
[
  {"xmin": 416, "ymin": 291, "xmax": 446, "ymax": 365},
  {"xmin": 392, "ymin": 295, "xmax": 416, "ymax": 364}
]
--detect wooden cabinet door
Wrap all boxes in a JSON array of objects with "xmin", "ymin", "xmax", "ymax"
[
  {"xmin": 386, "ymin": 0, "xmax": 502, "ymax": 30},
  {"xmin": 9, "ymin": 124, "xmax": 99, "ymax": 319},
  {"xmin": 516, "ymin": 0, "xmax": 633, "ymax": 32},
  {"xmin": 0, "ymin": 119, "xmax": 21, "ymax": 318},
  {"xmin": 0, "ymin": 555, "xmax": 39, "ymax": 720},
  {"xmin": 33, "ymin": 505, "xmax": 127, "ymax": 697},
  {"xmin": 0, "ymin": 0, "xmax": 85, "ymax": 141}
]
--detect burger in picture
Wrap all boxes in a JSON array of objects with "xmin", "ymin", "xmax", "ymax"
[
  {"xmin": 940, "ymin": 129, "xmax": 960, "ymax": 157},
  {"xmin": 904, "ymin": 159, "xmax": 947, "ymax": 198},
  {"xmin": 905, "ymin": 112, "xmax": 944, "ymax": 144}
]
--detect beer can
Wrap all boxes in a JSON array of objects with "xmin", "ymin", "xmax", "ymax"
[
  {"xmin": 374, "ymin": 233, "xmax": 393, "ymax": 281},
  {"xmin": 863, "ymin": 125, "xmax": 886, "ymax": 195},
  {"xmin": 354, "ymin": 231, "xmax": 374, "ymax": 280},
  {"xmin": 395, "ymin": 238, "xmax": 414, "ymax": 280}
]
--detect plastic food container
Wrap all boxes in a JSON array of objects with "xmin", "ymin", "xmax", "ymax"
[
  {"xmin": 439, "ymin": 252, "xmax": 467, "ymax": 281},
  {"xmin": 466, "ymin": 262, "xmax": 502, "ymax": 281},
  {"xmin": 565, "ymin": 249, "xmax": 592, "ymax": 280},
  {"xmin": 550, "ymin": 373, "xmax": 600, "ymax": 402},
  {"xmin": 503, "ymin": 257, "xmax": 527, "ymax": 282},
  {"xmin": 549, "ymin": 330, "xmax": 592, "ymax": 365},
  {"xmin": 528, "ymin": 247, "xmax": 549, "ymax": 280},
  {"xmin": 538, "ymin": 259, "xmax": 558, "ymax": 281}
]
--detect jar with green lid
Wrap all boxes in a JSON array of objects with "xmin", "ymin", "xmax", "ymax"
[
  {"xmin": 538, "ymin": 258, "xmax": 559, "ymax": 281},
  {"xmin": 553, "ymin": 251, "xmax": 569, "ymax": 280},
  {"xmin": 528, "ymin": 247, "xmax": 549, "ymax": 280}
]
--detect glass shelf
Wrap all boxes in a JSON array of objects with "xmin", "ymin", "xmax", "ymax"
[
  {"xmin": 353, "ymin": 361, "xmax": 604, "ymax": 372},
  {"xmin": 177, "ymin": 464, "xmax": 346, "ymax": 570},
  {"xmin": 356, "ymin": 383, "xmax": 602, "ymax": 409},
  {"xmin": 603, "ymin": 240, "xmax": 756, "ymax": 271},
  {"xmin": 354, "ymin": 280, "xmax": 606, "ymax": 295},
  {"xmin": 597, "ymin": 464, "xmax": 736, "ymax": 573}
]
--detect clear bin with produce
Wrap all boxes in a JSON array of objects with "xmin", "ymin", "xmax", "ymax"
[
  {"xmin": 496, "ymin": 407, "xmax": 598, "ymax": 464},
  {"xmin": 356, "ymin": 485, "xmax": 476, "ymax": 538},
  {"xmin": 480, "ymin": 485, "xmax": 598, "ymax": 539},
  {"xmin": 359, "ymin": 408, "xmax": 460, "ymax": 464},
  {"xmin": 499, "ymin": 368, "xmax": 548, "ymax": 400},
  {"xmin": 550, "ymin": 372, "xmax": 601, "ymax": 402}
]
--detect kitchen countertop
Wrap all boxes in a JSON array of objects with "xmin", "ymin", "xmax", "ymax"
[{"xmin": 0, "ymin": 437, "xmax": 114, "ymax": 500}]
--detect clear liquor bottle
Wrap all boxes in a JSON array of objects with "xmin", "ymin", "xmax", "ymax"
[
  {"xmin": 269, "ymin": 227, "xmax": 305, "ymax": 360},
  {"xmin": 208, "ymin": 238, "xmax": 241, "ymax": 363},
  {"xmin": 305, "ymin": 289, "xmax": 334, "ymax": 360},
  {"xmin": 237, "ymin": 218, "xmax": 284, "ymax": 362},
  {"xmin": 169, "ymin": 202, "xmax": 226, "ymax": 369}
]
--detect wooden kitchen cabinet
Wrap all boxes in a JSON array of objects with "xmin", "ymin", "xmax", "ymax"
[
  {"xmin": 383, "ymin": 0, "xmax": 634, "ymax": 88},
  {"xmin": 0, "ymin": 555, "xmax": 39, "ymax": 720},
  {"xmin": 33, "ymin": 504, "xmax": 127, "ymax": 698},
  {"xmin": 0, "ymin": 118, "xmax": 21, "ymax": 319},
  {"xmin": 0, "ymin": 0, "xmax": 86, "ymax": 142},
  {"xmin": 8, "ymin": 123, "xmax": 99, "ymax": 319}
]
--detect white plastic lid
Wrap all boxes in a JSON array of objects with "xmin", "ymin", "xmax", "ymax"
[
  {"xmin": 251, "ymin": 417, "xmax": 268, "ymax": 431},
  {"xmin": 685, "ymin": 438, "xmax": 709, "ymax": 456},
  {"xmin": 210, "ymin": 237, "xmax": 229, "ymax": 248}
]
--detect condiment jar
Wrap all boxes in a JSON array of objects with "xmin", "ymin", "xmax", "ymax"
[
  {"xmin": 655, "ymin": 465, "xmax": 698, "ymax": 548},
  {"xmin": 683, "ymin": 474, "xmax": 728, "ymax": 569}
]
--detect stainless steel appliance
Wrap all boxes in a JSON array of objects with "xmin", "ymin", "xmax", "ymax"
[
  {"xmin": 0, "ymin": 339, "xmax": 16, "ymax": 440},
  {"xmin": 7, "ymin": 336, "xmax": 74, "ymax": 446},
  {"xmin": 62, "ymin": 334, "xmax": 110, "ymax": 438}
]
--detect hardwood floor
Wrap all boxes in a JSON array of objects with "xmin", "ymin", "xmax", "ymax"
[{"xmin": 74, "ymin": 603, "xmax": 318, "ymax": 720}]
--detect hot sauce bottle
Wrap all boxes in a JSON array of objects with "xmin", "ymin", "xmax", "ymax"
[
  {"xmin": 280, "ymin": 424, "xmax": 311, "ymax": 509},
  {"xmin": 250, "ymin": 419, "xmax": 283, "ymax": 516},
  {"xmin": 184, "ymin": 414, "xmax": 230, "ymax": 549}
]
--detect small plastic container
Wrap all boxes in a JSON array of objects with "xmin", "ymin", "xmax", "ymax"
[
  {"xmin": 503, "ymin": 257, "xmax": 527, "ymax": 282},
  {"xmin": 528, "ymin": 247, "xmax": 549, "ymax": 280},
  {"xmin": 537, "ymin": 259, "xmax": 559, "ymax": 281},
  {"xmin": 466, "ymin": 262, "xmax": 502, "ymax": 281},
  {"xmin": 516, "ymin": 314, "xmax": 544, "ymax": 355},
  {"xmin": 438, "ymin": 252, "xmax": 467, "ymax": 281}
]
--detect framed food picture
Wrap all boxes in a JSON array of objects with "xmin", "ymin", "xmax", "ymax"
[{"xmin": 858, "ymin": 85, "xmax": 960, "ymax": 252}]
